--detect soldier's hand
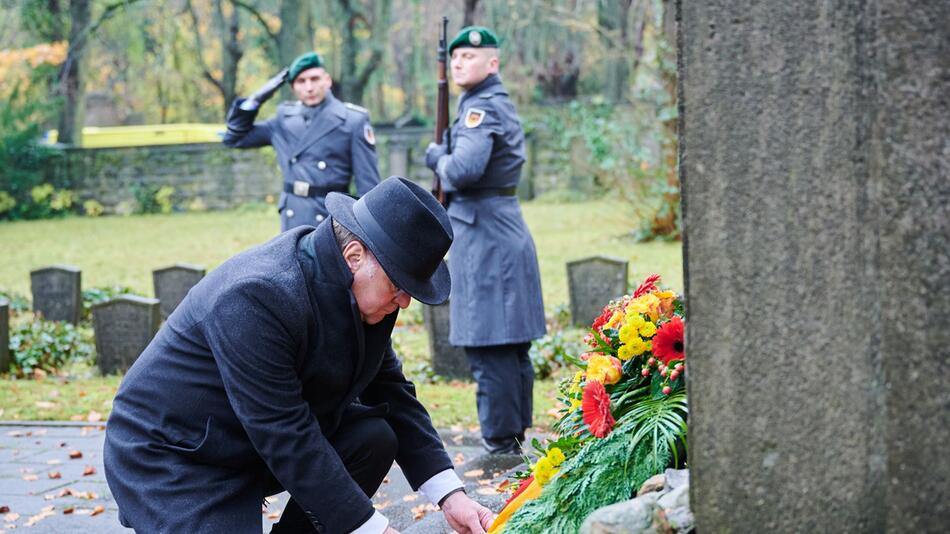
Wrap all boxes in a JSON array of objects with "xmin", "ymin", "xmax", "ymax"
[
  {"xmin": 249, "ymin": 68, "xmax": 289, "ymax": 106},
  {"xmin": 425, "ymin": 142, "xmax": 448, "ymax": 171}
]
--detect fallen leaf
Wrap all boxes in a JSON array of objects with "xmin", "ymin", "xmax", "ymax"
[
  {"xmin": 3, "ymin": 513, "xmax": 18, "ymax": 522},
  {"xmin": 34, "ymin": 401, "xmax": 57, "ymax": 410},
  {"xmin": 46, "ymin": 459, "xmax": 61, "ymax": 465},
  {"xmin": 69, "ymin": 415, "xmax": 84, "ymax": 421},
  {"xmin": 497, "ymin": 479, "xmax": 511, "ymax": 491},
  {"xmin": 21, "ymin": 475, "xmax": 37, "ymax": 482},
  {"xmin": 81, "ymin": 466, "xmax": 96, "ymax": 476},
  {"xmin": 68, "ymin": 451, "xmax": 83, "ymax": 459},
  {"xmin": 402, "ymin": 495, "xmax": 418, "ymax": 502},
  {"xmin": 78, "ymin": 391, "xmax": 86, "ymax": 397},
  {"xmin": 86, "ymin": 411, "xmax": 102, "ymax": 423},
  {"xmin": 454, "ymin": 453, "xmax": 465, "ymax": 465},
  {"xmin": 477, "ymin": 479, "xmax": 491, "ymax": 486},
  {"xmin": 5, "ymin": 431, "xmax": 23, "ymax": 438},
  {"xmin": 410, "ymin": 503, "xmax": 439, "ymax": 520},
  {"xmin": 43, "ymin": 495, "xmax": 55, "ymax": 501},
  {"xmin": 90, "ymin": 506, "xmax": 104, "ymax": 517},
  {"xmin": 382, "ymin": 476, "xmax": 390, "ymax": 484},
  {"xmin": 58, "ymin": 442, "xmax": 67, "ymax": 448},
  {"xmin": 476, "ymin": 487, "xmax": 497, "ymax": 495},
  {"xmin": 33, "ymin": 369, "xmax": 47, "ymax": 381},
  {"xmin": 62, "ymin": 507, "xmax": 73, "ymax": 515},
  {"xmin": 266, "ymin": 511, "xmax": 281, "ymax": 520},
  {"xmin": 372, "ymin": 501, "xmax": 391, "ymax": 511},
  {"xmin": 47, "ymin": 472, "xmax": 62, "ymax": 479},
  {"xmin": 0, "ymin": 509, "xmax": 5, "ymax": 515},
  {"xmin": 463, "ymin": 469, "xmax": 484, "ymax": 478},
  {"xmin": 451, "ymin": 434, "xmax": 464, "ymax": 445}
]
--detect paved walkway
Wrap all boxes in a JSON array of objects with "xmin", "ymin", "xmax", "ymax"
[{"xmin": 0, "ymin": 422, "xmax": 532, "ymax": 533}]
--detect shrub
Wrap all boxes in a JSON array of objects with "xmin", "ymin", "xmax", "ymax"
[
  {"xmin": 0, "ymin": 290, "xmax": 31, "ymax": 314},
  {"xmin": 0, "ymin": 84, "xmax": 65, "ymax": 221},
  {"xmin": 133, "ymin": 184, "xmax": 176, "ymax": 214},
  {"xmin": 7, "ymin": 319, "xmax": 95, "ymax": 376},
  {"xmin": 83, "ymin": 199, "xmax": 104, "ymax": 217}
]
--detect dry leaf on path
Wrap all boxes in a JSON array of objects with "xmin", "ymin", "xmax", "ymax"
[
  {"xmin": 266, "ymin": 511, "xmax": 281, "ymax": 520},
  {"xmin": 21, "ymin": 475, "xmax": 37, "ymax": 482},
  {"xmin": 402, "ymin": 495, "xmax": 418, "ymax": 502},
  {"xmin": 62, "ymin": 507, "xmax": 74, "ymax": 515},
  {"xmin": 463, "ymin": 469, "xmax": 484, "ymax": 478},
  {"xmin": 68, "ymin": 450, "xmax": 83, "ymax": 459},
  {"xmin": 90, "ymin": 506, "xmax": 105, "ymax": 517},
  {"xmin": 0, "ymin": 508, "xmax": 6, "ymax": 514},
  {"xmin": 46, "ymin": 459, "xmax": 61, "ymax": 465},
  {"xmin": 82, "ymin": 466, "xmax": 96, "ymax": 476},
  {"xmin": 454, "ymin": 453, "xmax": 465, "ymax": 465},
  {"xmin": 3, "ymin": 513, "xmax": 18, "ymax": 522},
  {"xmin": 47, "ymin": 472, "xmax": 62, "ymax": 479}
]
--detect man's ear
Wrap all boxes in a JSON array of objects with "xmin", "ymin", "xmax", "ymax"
[{"xmin": 342, "ymin": 241, "xmax": 365, "ymax": 274}]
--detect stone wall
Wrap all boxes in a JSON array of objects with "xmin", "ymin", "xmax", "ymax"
[
  {"xmin": 47, "ymin": 125, "xmax": 573, "ymax": 213},
  {"xmin": 679, "ymin": 0, "xmax": 948, "ymax": 532}
]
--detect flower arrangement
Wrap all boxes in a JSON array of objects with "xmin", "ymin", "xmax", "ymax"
[{"xmin": 489, "ymin": 274, "xmax": 687, "ymax": 534}]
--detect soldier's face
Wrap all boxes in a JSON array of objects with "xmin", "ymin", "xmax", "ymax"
[
  {"xmin": 451, "ymin": 48, "xmax": 499, "ymax": 90},
  {"xmin": 292, "ymin": 67, "xmax": 332, "ymax": 106},
  {"xmin": 345, "ymin": 243, "xmax": 411, "ymax": 325}
]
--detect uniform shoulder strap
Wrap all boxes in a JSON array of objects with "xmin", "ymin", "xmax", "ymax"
[{"xmin": 344, "ymin": 102, "xmax": 370, "ymax": 114}]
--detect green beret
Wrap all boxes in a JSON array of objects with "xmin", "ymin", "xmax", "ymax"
[
  {"xmin": 288, "ymin": 52, "xmax": 324, "ymax": 82},
  {"xmin": 448, "ymin": 26, "xmax": 500, "ymax": 55}
]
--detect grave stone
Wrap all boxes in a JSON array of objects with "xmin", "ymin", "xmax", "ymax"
[
  {"xmin": 567, "ymin": 256, "xmax": 628, "ymax": 327},
  {"xmin": 152, "ymin": 264, "xmax": 206, "ymax": 319},
  {"xmin": 92, "ymin": 295, "xmax": 160, "ymax": 375},
  {"xmin": 30, "ymin": 265, "xmax": 82, "ymax": 324},
  {"xmin": 0, "ymin": 299, "xmax": 9, "ymax": 373},
  {"xmin": 680, "ymin": 0, "xmax": 949, "ymax": 531},
  {"xmin": 423, "ymin": 301, "xmax": 469, "ymax": 379}
]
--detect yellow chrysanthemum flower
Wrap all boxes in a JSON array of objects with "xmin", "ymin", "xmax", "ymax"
[
  {"xmin": 655, "ymin": 290, "xmax": 675, "ymax": 299},
  {"xmin": 627, "ymin": 338, "xmax": 648, "ymax": 356},
  {"xmin": 618, "ymin": 323, "xmax": 637, "ymax": 343},
  {"xmin": 568, "ymin": 370, "xmax": 584, "ymax": 395},
  {"xmin": 547, "ymin": 447, "xmax": 565, "ymax": 467},
  {"xmin": 570, "ymin": 397, "xmax": 582, "ymax": 410},
  {"xmin": 639, "ymin": 322, "xmax": 657, "ymax": 338},
  {"xmin": 625, "ymin": 313, "xmax": 646, "ymax": 329},
  {"xmin": 534, "ymin": 457, "xmax": 556, "ymax": 485},
  {"xmin": 617, "ymin": 344, "xmax": 635, "ymax": 361}
]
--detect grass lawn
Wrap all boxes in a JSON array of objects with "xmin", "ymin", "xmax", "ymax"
[{"xmin": 0, "ymin": 198, "xmax": 682, "ymax": 426}]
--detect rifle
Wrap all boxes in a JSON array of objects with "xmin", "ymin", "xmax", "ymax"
[{"xmin": 432, "ymin": 16, "xmax": 450, "ymax": 206}]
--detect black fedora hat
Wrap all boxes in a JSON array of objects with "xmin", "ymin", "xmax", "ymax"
[{"xmin": 326, "ymin": 177, "xmax": 453, "ymax": 305}]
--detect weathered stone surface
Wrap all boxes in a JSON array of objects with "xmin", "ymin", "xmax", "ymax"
[
  {"xmin": 0, "ymin": 299, "xmax": 9, "ymax": 373},
  {"xmin": 637, "ymin": 473, "xmax": 667, "ymax": 497},
  {"xmin": 679, "ymin": 0, "xmax": 949, "ymax": 531},
  {"xmin": 152, "ymin": 264, "xmax": 205, "ymax": 319},
  {"xmin": 423, "ymin": 300, "xmax": 470, "ymax": 380},
  {"xmin": 579, "ymin": 492, "xmax": 661, "ymax": 534},
  {"xmin": 663, "ymin": 468, "xmax": 689, "ymax": 491},
  {"xmin": 567, "ymin": 256, "xmax": 628, "ymax": 327},
  {"xmin": 92, "ymin": 295, "xmax": 160, "ymax": 374},
  {"xmin": 30, "ymin": 265, "xmax": 82, "ymax": 324}
]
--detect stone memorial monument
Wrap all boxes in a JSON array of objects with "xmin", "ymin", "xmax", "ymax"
[
  {"xmin": 30, "ymin": 265, "xmax": 82, "ymax": 324},
  {"xmin": 567, "ymin": 256, "xmax": 629, "ymax": 327},
  {"xmin": 92, "ymin": 295, "xmax": 161, "ymax": 375},
  {"xmin": 0, "ymin": 299, "xmax": 9, "ymax": 373},
  {"xmin": 679, "ymin": 0, "xmax": 948, "ymax": 531},
  {"xmin": 423, "ymin": 301, "xmax": 469, "ymax": 380},
  {"xmin": 152, "ymin": 263, "xmax": 206, "ymax": 320}
]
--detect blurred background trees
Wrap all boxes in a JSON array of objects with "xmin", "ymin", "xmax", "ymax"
[{"xmin": 0, "ymin": 0, "xmax": 680, "ymax": 240}]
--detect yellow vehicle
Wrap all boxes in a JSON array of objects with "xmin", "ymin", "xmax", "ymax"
[{"xmin": 45, "ymin": 124, "xmax": 226, "ymax": 148}]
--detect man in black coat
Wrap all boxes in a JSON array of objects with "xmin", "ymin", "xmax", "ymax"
[{"xmin": 104, "ymin": 177, "xmax": 494, "ymax": 534}]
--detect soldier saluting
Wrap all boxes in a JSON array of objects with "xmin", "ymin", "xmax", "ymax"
[
  {"xmin": 224, "ymin": 52, "xmax": 381, "ymax": 232},
  {"xmin": 425, "ymin": 27, "xmax": 546, "ymax": 455}
]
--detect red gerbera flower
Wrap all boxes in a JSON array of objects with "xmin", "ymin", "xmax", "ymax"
[
  {"xmin": 582, "ymin": 381, "xmax": 615, "ymax": 438},
  {"xmin": 652, "ymin": 316, "xmax": 685, "ymax": 364}
]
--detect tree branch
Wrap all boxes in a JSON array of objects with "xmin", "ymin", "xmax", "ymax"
[{"xmin": 186, "ymin": 0, "xmax": 225, "ymax": 95}]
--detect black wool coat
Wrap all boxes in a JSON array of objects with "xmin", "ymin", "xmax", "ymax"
[{"xmin": 103, "ymin": 223, "xmax": 451, "ymax": 534}]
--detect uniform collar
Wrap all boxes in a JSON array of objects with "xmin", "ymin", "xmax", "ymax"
[{"xmin": 460, "ymin": 74, "xmax": 502, "ymax": 107}]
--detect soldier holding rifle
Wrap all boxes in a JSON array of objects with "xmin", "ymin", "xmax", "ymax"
[
  {"xmin": 426, "ymin": 26, "xmax": 546, "ymax": 455},
  {"xmin": 223, "ymin": 52, "xmax": 380, "ymax": 232}
]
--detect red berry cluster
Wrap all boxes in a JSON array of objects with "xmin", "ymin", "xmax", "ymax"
[{"xmin": 641, "ymin": 358, "xmax": 685, "ymax": 395}]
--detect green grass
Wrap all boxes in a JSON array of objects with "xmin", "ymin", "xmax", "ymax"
[{"xmin": 0, "ymin": 199, "xmax": 682, "ymax": 425}]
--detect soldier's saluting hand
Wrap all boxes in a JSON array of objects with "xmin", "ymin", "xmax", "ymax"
[{"xmin": 224, "ymin": 52, "xmax": 381, "ymax": 232}]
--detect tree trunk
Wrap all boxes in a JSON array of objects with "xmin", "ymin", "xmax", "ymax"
[
  {"xmin": 463, "ymin": 0, "xmax": 479, "ymax": 26},
  {"xmin": 334, "ymin": 0, "xmax": 391, "ymax": 105},
  {"xmin": 598, "ymin": 0, "xmax": 633, "ymax": 104},
  {"xmin": 277, "ymin": 0, "xmax": 309, "ymax": 100},
  {"xmin": 653, "ymin": 0, "xmax": 680, "ymax": 240},
  {"xmin": 57, "ymin": 0, "xmax": 91, "ymax": 145},
  {"xmin": 216, "ymin": 0, "xmax": 243, "ymax": 113}
]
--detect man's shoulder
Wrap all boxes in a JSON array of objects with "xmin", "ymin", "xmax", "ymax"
[{"xmin": 343, "ymin": 102, "xmax": 370, "ymax": 115}]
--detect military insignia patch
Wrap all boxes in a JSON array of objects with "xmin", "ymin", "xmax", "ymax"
[
  {"xmin": 469, "ymin": 30, "xmax": 482, "ymax": 46},
  {"xmin": 465, "ymin": 108, "xmax": 486, "ymax": 128},
  {"xmin": 363, "ymin": 123, "xmax": 376, "ymax": 145}
]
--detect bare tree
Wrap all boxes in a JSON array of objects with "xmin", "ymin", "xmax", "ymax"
[
  {"xmin": 463, "ymin": 0, "xmax": 478, "ymax": 26},
  {"xmin": 333, "ymin": 0, "xmax": 392, "ymax": 105},
  {"xmin": 187, "ymin": 0, "xmax": 244, "ymax": 114}
]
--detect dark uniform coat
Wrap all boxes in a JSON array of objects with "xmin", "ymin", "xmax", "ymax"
[
  {"xmin": 103, "ymin": 223, "xmax": 451, "ymax": 534},
  {"xmin": 223, "ymin": 91, "xmax": 380, "ymax": 231},
  {"xmin": 431, "ymin": 74, "xmax": 546, "ymax": 347}
]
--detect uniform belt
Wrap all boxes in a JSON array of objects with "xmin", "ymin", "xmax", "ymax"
[
  {"xmin": 448, "ymin": 187, "xmax": 518, "ymax": 202},
  {"xmin": 283, "ymin": 181, "xmax": 348, "ymax": 198}
]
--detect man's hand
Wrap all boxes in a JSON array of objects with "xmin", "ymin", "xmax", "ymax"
[
  {"xmin": 425, "ymin": 142, "xmax": 448, "ymax": 171},
  {"xmin": 249, "ymin": 67, "xmax": 289, "ymax": 106},
  {"xmin": 441, "ymin": 491, "xmax": 495, "ymax": 534}
]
